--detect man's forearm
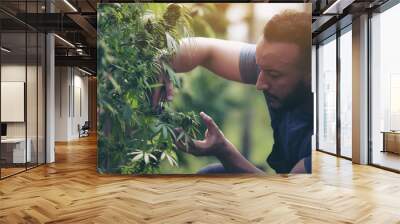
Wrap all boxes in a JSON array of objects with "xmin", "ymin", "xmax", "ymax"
[
  {"xmin": 215, "ymin": 141, "xmax": 264, "ymax": 174},
  {"xmin": 170, "ymin": 37, "xmax": 211, "ymax": 73}
]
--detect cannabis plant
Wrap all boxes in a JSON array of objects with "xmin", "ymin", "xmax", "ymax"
[{"xmin": 97, "ymin": 3, "xmax": 199, "ymax": 174}]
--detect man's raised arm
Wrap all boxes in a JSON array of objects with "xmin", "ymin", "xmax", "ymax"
[
  {"xmin": 171, "ymin": 37, "xmax": 247, "ymax": 83},
  {"xmin": 152, "ymin": 37, "xmax": 253, "ymax": 107}
]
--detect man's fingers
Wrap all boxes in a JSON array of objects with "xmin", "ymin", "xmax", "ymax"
[
  {"xmin": 173, "ymin": 128, "xmax": 204, "ymax": 155},
  {"xmin": 199, "ymin": 112, "xmax": 219, "ymax": 133}
]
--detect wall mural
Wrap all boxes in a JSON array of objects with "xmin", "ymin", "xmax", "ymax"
[{"xmin": 97, "ymin": 3, "xmax": 312, "ymax": 174}]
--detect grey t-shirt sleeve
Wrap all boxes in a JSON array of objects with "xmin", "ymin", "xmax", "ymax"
[{"xmin": 239, "ymin": 44, "xmax": 260, "ymax": 85}]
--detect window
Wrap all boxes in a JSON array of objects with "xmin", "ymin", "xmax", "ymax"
[
  {"xmin": 339, "ymin": 28, "xmax": 352, "ymax": 158},
  {"xmin": 317, "ymin": 36, "xmax": 337, "ymax": 154},
  {"xmin": 370, "ymin": 2, "xmax": 400, "ymax": 171},
  {"xmin": 0, "ymin": 1, "xmax": 47, "ymax": 179}
]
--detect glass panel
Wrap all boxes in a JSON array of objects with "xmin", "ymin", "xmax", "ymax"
[
  {"xmin": 38, "ymin": 32, "xmax": 45, "ymax": 165},
  {"xmin": 371, "ymin": 3, "xmax": 400, "ymax": 171},
  {"xmin": 1, "ymin": 31, "xmax": 27, "ymax": 177},
  {"xmin": 27, "ymin": 31, "xmax": 38, "ymax": 169},
  {"xmin": 312, "ymin": 45, "xmax": 317, "ymax": 150},
  {"xmin": 27, "ymin": 0, "xmax": 40, "ymax": 169},
  {"xmin": 318, "ymin": 36, "xmax": 337, "ymax": 154},
  {"xmin": 0, "ymin": 1, "xmax": 46, "ymax": 178},
  {"xmin": 340, "ymin": 29, "xmax": 352, "ymax": 158}
]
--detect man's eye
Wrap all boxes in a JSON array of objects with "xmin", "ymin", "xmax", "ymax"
[{"xmin": 265, "ymin": 70, "xmax": 280, "ymax": 77}]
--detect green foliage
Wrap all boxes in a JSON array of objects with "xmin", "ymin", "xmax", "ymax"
[{"xmin": 97, "ymin": 3, "xmax": 199, "ymax": 174}]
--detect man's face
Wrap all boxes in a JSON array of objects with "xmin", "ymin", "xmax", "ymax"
[{"xmin": 255, "ymin": 37, "xmax": 309, "ymax": 109}]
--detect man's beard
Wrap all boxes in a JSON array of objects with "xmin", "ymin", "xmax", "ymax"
[{"xmin": 265, "ymin": 81, "xmax": 312, "ymax": 110}]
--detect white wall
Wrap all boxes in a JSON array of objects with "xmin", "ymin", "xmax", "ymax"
[
  {"xmin": 72, "ymin": 73, "xmax": 89, "ymax": 138},
  {"xmin": 1, "ymin": 65, "xmax": 26, "ymax": 139},
  {"xmin": 1, "ymin": 65, "xmax": 41, "ymax": 137},
  {"xmin": 1, "ymin": 82, "xmax": 25, "ymax": 122},
  {"xmin": 55, "ymin": 67, "xmax": 89, "ymax": 141},
  {"xmin": 1, "ymin": 64, "xmax": 26, "ymax": 81},
  {"xmin": 1, "ymin": 63, "xmax": 46, "ymax": 164},
  {"xmin": 55, "ymin": 66, "xmax": 69, "ymax": 141}
]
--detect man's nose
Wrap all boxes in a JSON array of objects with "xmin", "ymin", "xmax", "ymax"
[{"xmin": 256, "ymin": 73, "xmax": 269, "ymax": 91}]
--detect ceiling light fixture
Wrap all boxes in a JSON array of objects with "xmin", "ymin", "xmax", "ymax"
[
  {"xmin": 1, "ymin": 47, "xmax": 11, "ymax": 53},
  {"xmin": 54, "ymin": 34, "xmax": 75, "ymax": 48},
  {"xmin": 78, "ymin": 67, "xmax": 92, "ymax": 76},
  {"xmin": 322, "ymin": 0, "xmax": 355, "ymax": 15},
  {"xmin": 63, "ymin": 0, "xmax": 78, "ymax": 12}
]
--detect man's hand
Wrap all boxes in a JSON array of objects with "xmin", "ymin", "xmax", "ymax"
[
  {"xmin": 175, "ymin": 111, "xmax": 264, "ymax": 174},
  {"xmin": 151, "ymin": 67, "xmax": 174, "ymax": 111},
  {"xmin": 175, "ymin": 112, "xmax": 228, "ymax": 157}
]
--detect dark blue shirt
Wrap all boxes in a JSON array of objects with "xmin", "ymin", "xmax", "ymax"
[{"xmin": 239, "ymin": 44, "xmax": 312, "ymax": 173}]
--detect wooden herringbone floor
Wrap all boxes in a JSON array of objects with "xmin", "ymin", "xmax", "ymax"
[{"xmin": 1, "ymin": 135, "xmax": 400, "ymax": 224}]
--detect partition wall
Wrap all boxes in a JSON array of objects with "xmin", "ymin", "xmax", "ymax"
[{"xmin": 0, "ymin": 0, "xmax": 46, "ymax": 179}]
